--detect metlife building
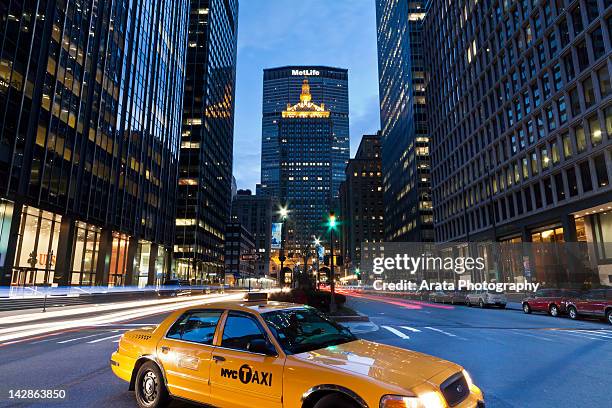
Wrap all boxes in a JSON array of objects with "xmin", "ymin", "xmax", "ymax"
[{"xmin": 259, "ymin": 66, "xmax": 350, "ymax": 199}]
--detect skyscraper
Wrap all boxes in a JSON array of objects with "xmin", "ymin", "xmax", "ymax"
[
  {"xmin": 278, "ymin": 80, "xmax": 334, "ymax": 260},
  {"xmin": 259, "ymin": 66, "xmax": 349, "ymax": 199},
  {"xmin": 339, "ymin": 133, "xmax": 385, "ymax": 274},
  {"xmin": 424, "ymin": 0, "xmax": 611, "ymax": 286},
  {"xmin": 174, "ymin": 0, "xmax": 239, "ymax": 283},
  {"xmin": 231, "ymin": 190, "xmax": 277, "ymax": 278},
  {"xmin": 0, "ymin": 0, "xmax": 189, "ymax": 287},
  {"xmin": 375, "ymin": 0, "xmax": 433, "ymax": 242}
]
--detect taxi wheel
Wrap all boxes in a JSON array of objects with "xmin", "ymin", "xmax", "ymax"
[
  {"xmin": 522, "ymin": 303, "xmax": 531, "ymax": 314},
  {"xmin": 479, "ymin": 299, "xmax": 486, "ymax": 308},
  {"xmin": 313, "ymin": 393, "xmax": 359, "ymax": 408},
  {"xmin": 135, "ymin": 362, "xmax": 169, "ymax": 408},
  {"xmin": 568, "ymin": 306, "xmax": 578, "ymax": 320},
  {"xmin": 549, "ymin": 304, "xmax": 559, "ymax": 317},
  {"xmin": 606, "ymin": 309, "xmax": 612, "ymax": 325}
]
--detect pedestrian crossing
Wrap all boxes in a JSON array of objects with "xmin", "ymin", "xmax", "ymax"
[{"xmin": 375, "ymin": 325, "xmax": 612, "ymax": 343}]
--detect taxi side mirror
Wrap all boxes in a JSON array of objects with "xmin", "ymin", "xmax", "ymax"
[{"xmin": 247, "ymin": 339, "xmax": 276, "ymax": 356}]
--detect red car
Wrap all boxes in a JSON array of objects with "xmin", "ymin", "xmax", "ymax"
[
  {"xmin": 522, "ymin": 289, "xmax": 580, "ymax": 317},
  {"xmin": 566, "ymin": 288, "xmax": 612, "ymax": 324}
]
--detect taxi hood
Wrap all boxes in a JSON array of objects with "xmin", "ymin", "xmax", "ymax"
[{"xmin": 293, "ymin": 339, "xmax": 458, "ymax": 389}]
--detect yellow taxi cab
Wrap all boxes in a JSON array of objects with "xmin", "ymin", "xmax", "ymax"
[{"xmin": 110, "ymin": 294, "xmax": 484, "ymax": 408}]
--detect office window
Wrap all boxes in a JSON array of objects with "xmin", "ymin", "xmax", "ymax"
[
  {"xmin": 541, "ymin": 146, "xmax": 550, "ymax": 169},
  {"xmin": 583, "ymin": 77, "xmax": 595, "ymax": 108},
  {"xmin": 567, "ymin": 167, "xmax": 579, "ymax": 197},
  {"xmin": 554, "ymin": 173, "xmax": 565, "ymax": 201},
  {"xmin": 569, "ymin": 87, "xmax": 581, "ymax": 116},
  {"xmin": 585, "ymin": 0, "xmax": 599, "ymax": 23},
  {"xmin": 589, "ymin": 115, "xmax": 602, "ymax": 145},
  {"xmin": 575, "ymin": 125, "xmax": 587, "ymax": 153},
  {"xmin": 593, "ymin": 154, "xmax": 609, "ymax": 187},
  {"xmin": 598, "ymin": 66, "xmax": 611, "ymax": 99},
  {"xmin": 590, "ymin": 27, "xmax": 605, "ymax": 61},
  {"xmin": 562, "ymin": 133, "xmax": 573, "ymax": 158},
  {"xmin": 576, "ymin": 41, "xmax": 590, "ymax": 72},
  {"xmin": 571, "ymin": 6, "xmax": 584, "ymax": 35},
  {"xmin": 563, "ymin": 53, "xmax": 575, "ymax": 81},
  {"xmin": 579, "ymin": 161, "xmax": 593, "ymax": 192}
]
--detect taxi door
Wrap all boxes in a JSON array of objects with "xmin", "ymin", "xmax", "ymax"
[
  {"xmin": 156, "ymin": 309, "xmax": 224, "ymax": 404},
  {"xmin": 209, "ymin": 311, "xmax": 284, "ymax": 408}
]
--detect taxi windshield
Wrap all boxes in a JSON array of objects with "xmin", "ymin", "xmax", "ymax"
[{"xmin": 261, "ymin": 307, "xmax": 357, "ymax": 354}]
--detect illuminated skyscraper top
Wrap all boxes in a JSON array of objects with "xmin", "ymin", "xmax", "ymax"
[{"xmin": 259, "ymin": 66, "xmax": 349, "ymax": 199}]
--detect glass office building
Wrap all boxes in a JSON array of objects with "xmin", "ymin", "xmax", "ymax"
[
  {"xmin": 174, "ymin": 0, "xmax": 239, "ymax": 283},
  {"xmin": 424, "ymin": 0, "xmax": 612, "ymax": 285},
  {"xmin": 375, "ymin": 0, "xmax": 433, "ymax": 242},
  {"xmin": 259, "ymin": 66, "xmax": 349, "ymax": 199},
  {"xmin": 277, "ymin": 80, "xmax": 334, "ymax": 259},
  {"xmin": 0, "ymin": 0, "xmax": 189, "ymax": 286}
]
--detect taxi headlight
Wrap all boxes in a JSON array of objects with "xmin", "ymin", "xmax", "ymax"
[{"xmin": 380, "ymin": 392, "xmax": 446, "ymax": 408}]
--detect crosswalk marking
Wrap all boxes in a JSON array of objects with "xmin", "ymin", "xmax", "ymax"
[
  {"xmin": 557, "ymin": 331, "xmax": 606, "ymax": 341},
  {"xmin": 58, "ymin": 331, "xmax": 118, "ymax": 344},
  {"xmin": 425, "ymin": 327, "xmax": 457, "ymax": 337},
  {"xmin": 87, "ymin": 334, "xmax": 123, "ymax": 344},
  {"xmin": 381, "ymin": 326, "xmax": 410, "ymax": 339},
  {"xmin": 400, "ymin": 326, "xmax": 421, "ymax": 333},
  {"xmin": 565, "ymin": 330, "xmax": 612, "ymax": 339}
]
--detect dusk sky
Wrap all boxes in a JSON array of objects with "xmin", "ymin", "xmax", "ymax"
[{"xmin": 232, "ymin": 0, "xmax": 381, "ymax": 191}]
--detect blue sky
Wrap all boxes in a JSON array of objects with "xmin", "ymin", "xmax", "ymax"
[{"xmin": 232, "ymin": 0, "xmax": 381, "ymax": 191}]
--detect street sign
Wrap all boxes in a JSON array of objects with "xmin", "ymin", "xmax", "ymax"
[{"xmin": 241, "ymin": 254, "xmax": 259, "ymax": 261}]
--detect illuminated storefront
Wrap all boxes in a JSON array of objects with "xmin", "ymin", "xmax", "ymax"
[{"xmin": 11, "ymin": 206, "xmax": 61, "ymax": 286}]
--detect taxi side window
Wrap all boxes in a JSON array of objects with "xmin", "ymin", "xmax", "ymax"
[
  {"xmin": 166, "ymin": 310, "xmax": 222, "ymax": 345},
  {"xmin": 221, "ymin": 312, "xmax": 266, "ymax": 352}
]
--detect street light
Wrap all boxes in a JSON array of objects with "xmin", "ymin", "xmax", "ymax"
[
  {"xmin": 327, "ymin": 211, "xmax": 338, "ymax": 313},
  {"xmin": 278, "ymin": 205, "xmax": 289, "ymax": 287}
]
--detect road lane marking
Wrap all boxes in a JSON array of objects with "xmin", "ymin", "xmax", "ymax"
[
  {"xmin": 87, "ymin": 334, "xmax": 123, "ymax": 344},
  {"xmin": 559, "ymin": 331, "xmax": 606, "ymax": 341},
  {"xmin": 400, "ymin": 326, "xmax": 421, "ymax": 332},
  {"xmin": 425, "ymin": 327, "xmax": 457, "ymax": 337},
  {"xmin": 57, "ymin": 330, "xmax": 119, "ymax": 344},
  {"xmin": 381, "ymin": 326, "xmax": 410, "ymax": 339},
  {"xmin": 511, "ymin": 330, "xmax": 554, "ymax": 342}
]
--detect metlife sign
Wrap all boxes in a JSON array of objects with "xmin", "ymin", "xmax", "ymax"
[{"xmin": 291, "ymin": 69, "xmax": 320, "ymax": 76}]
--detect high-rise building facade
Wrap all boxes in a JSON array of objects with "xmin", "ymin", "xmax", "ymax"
[
  {"xmin": 339, "ymin": 133, "xmax": 385, "ymax": 274},
  {"xmin": 174, "ymin": 0, "xmax": 239, "ymax": 283},
  {"xmin": 259, "ymin": 66, "xmax": 349, "ymax": 198},
  {"xmin": 223, "ymin": 222, "xmax": 255, "ymax": 285},
  {"xmin": 0, "ymin": 0, "xmax": 189, "ymax": 287},
  {"xmin": 278, "ymin": 80, "xmax": 334, "ymax": 257},
  {"xmin": 375, "ymin": 0, "xmax": 433, "ymax": 243},
  {"xmin": 231, "ymin": 190, "xmax": 277, "ymax": 278},
  {"xmin": 425, "ymin": 0, "xmax": 611, "ymax": 283}
]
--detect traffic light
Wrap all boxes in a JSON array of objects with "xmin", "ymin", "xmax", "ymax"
[{"xmin": 327, "ymin": 211, "xmax": 337, "ymax": 229}]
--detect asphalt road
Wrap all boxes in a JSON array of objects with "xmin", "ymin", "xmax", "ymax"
[
  {"xmin": 347, "ymin": 294, "xmax": 611, "ymax": 408},
  {"xmin": 0, "ymin": 294, "xmax": 609, "ymax": 408}
]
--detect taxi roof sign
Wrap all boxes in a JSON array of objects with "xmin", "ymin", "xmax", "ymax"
[{"xmin": 244, "ymin": 292, "xmax": 268, "ymax": 303}]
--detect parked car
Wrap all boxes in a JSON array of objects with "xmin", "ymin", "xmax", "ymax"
[
  {"xmin": 429, "ymin": 290, "xmax": 452, "ymax": 303},
  {"xmin": 565, "ymin": 288, "xmax": 612, "ymax": 324},
  {"xmin": 449, "ymin": 290, "xmax": 469, "ymax": 305},
  {"xmin": 522, "ymin": 288, "xmax": 580, "ymax": 316},
  {"xmin": 156, "ymin": 279, "xmax": 192, "ymax": 297},
  {"xmin": 466, "ymin": 290, "xmax": 507, "ymax": 308}
]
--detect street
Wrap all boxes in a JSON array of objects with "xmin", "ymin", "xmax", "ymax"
[{"xmin": 0, "ymin": 293, "xmax": 609, "ymax": 408}]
